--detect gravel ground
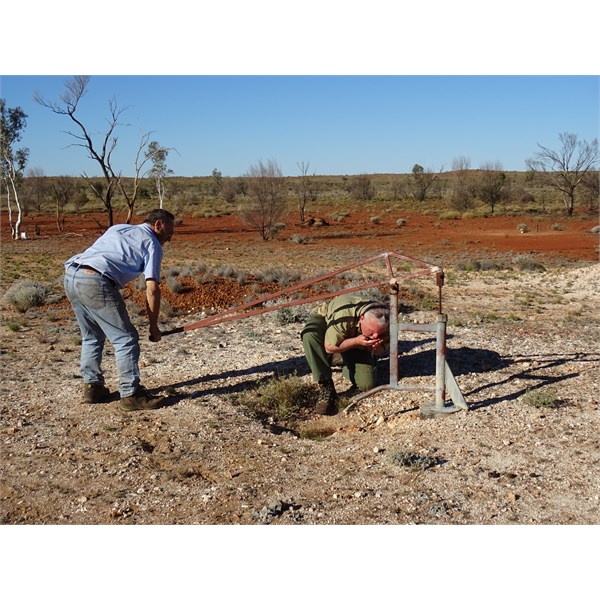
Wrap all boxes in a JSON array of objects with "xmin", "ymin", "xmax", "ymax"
[
  {"xmin": 2, "ymin": 262, "xmax": 598, "ymax": 526},
  {"xmin": 1, "ymin": 260, "xmax": 598, "ymax": 597}
]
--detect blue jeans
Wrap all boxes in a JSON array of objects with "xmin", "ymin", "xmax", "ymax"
[{"xmin": 64, "ymin": 266, "xmax": 140, "ymax": 397}]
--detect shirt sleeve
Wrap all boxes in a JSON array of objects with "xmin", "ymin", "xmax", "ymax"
[{"xmin": 143, "ymin": 239, "xmax": 164, "ymax": 281}]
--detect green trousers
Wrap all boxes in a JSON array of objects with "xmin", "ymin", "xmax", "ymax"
[{"xmin": 301, "ymin": 313, "xmax": 377, "ymax": 392}]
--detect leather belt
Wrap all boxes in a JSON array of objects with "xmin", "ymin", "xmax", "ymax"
[{"xmin": 71, "ymin": 263, "xmax": 118, "ymax": 287}]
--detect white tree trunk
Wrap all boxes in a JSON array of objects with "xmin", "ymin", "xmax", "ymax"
[
  {"xmin": 6, "ymin": 184, "xmax": 15, "ymax": 239},
  {"xmin": 8, "ymin": 168, "xmax": 22, "ymax": 240}
]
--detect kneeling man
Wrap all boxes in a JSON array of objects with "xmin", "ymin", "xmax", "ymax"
[{"xmin": 301, "ymin": 293, "xmax": 390, "ymax": 415}]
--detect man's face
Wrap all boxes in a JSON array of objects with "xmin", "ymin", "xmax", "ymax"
[
  {"xmin": 155, "ymin": 219, "xmax": 175, "ymax": 245},
  {"xmin": 360, "ymin": 314, "xmax": 387, "ymax": 340}
]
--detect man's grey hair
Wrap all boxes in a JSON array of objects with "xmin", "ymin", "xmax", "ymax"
[{"xmin": 363, "ymin": 302, "xmax": 390, "ymax": 327}]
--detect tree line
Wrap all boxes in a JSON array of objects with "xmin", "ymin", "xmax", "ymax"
[{"xmin": 2, "ymin": 76, "xmax": 599, "ymax": 241}]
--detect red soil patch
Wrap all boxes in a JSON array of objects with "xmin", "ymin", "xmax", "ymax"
[{"xmin": 12, "ymin": 207, "xmax": 598, "ymax": 265}]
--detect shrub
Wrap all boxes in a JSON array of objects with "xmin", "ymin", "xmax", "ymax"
[
  {"xmin": 160, "ymin": 299, "xmax": 174, "ymax": 319},
  {"xmin": 291, "ymin": 234, "xmax": 307, "ymax": 244},
  {"xmin": 388, "ymin": 450, "xmax": 438, "ymax": 470},
  {"xmin": 439, "ymin": 211, "xmax": 462, "ymax": 220},
  {"xmin": 238, "ymin": 375, "xmax": 315, "ymax": 421},
  {"xmin": 521, "ymin": 388, "xmax": 561, "ymax": 408},
  {"xmin": 165, "ymin": 266, "xmax": 181, "ymax": 277},
  {"xmin": 396, "ymin": 218, "xmax": 406, "ymax": 227},
  {"xmin": 370, "ymin": 215, "xmax": 381, "ymax": 224},
  {"xmin": 213, "ymin": 264, "xmax": 237, "ymax": 278},
  {"xmin": 517, "ymin": 223, "xmax": 528, "ymax": 233},
  {"xmin": 256, "ymin": 267, "xmax": 301, "ymax": 286},
  {"xmin": 512, "ymin": 255, "xmax": 546, "ymax": 272},
  {"xmin": 273, "ymin": 305, "xmax": 311, "ymax": 325},
  {"xmin": 3, "ymin": 280, "xmax": 50, "ymax": 312},
  {"xmin": 193, "ymin": 261, "xmax": 208, "ymax": 274},
  {"xmin": 165, "ymin": 276, "xmax": 183, "ymax": 294}
]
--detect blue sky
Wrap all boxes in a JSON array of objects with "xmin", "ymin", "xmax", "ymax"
[
  {"xmin": 3, "ymin": 2, "xmax": 598, "ymax": 179},
  {"xmin": 2, "ymin": 75, "xmax": 598, "ymax": 178}
]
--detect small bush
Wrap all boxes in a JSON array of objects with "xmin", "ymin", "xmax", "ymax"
[
  {"xmin": 521, "ymin": 388, "xmax": 561, "ymax": 408},
  {"xmin": 440, "ymin": 211, "xmax": 462, "ymax": 220},
  {"xmin": 164, "ymin": 266, "xmax": 181, "ymax": 277},
  {"xmin": 517, "ymin": 223, "xmax": 528, "ymax": 233},
  {"xmin": 160, "ymin": 299, "xmax": 174, "ymax": 319},
  {"xmin": 3, "ymin": 280, "xmax": 50, "ymax": 313},
  {"xmin": 370, "ymin": 216, "xmax": 381, "ymax": 224},
  {"xmin": 396, "ymin": 218, "xmax": 406, "ymax": 227},
  {"xmin": 512, "ymin": 255, "xmax": 546, "ymax": 272},
  {"xmin": 165, "ymin": 276, "xmax": 183, "ymax": 294},
  {"xmin": 193, "ymin": 261, "xmax": 208, "ymax": 274},
  {"xmin": 291, "ymin": 234, "xmax": 307, "ymax": 244},
  {"xmin": 550, "ymin": 222, "xmax": 564, "ymax": 231},
  {"xmin": 256, "ymin": 267, "xmax": 301, "ymax": 286},
  {"xmin": 213, "ymin": 264, "xmax": 237, "ymax": 279},
  {"xmin": 388, "ymin": 451, "xmax": 438, "ymax": 471},
  {"xmin": 274, "ymin": 305, "xmax": 311, "ymax": 325},
  {"xmin": 238, "ymin": 375, "xmax": 315, "ymax": 421}
]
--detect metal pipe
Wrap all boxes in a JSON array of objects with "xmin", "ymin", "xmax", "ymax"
[
  {"xmin": 389, "ymin": 280, "xmax": 399, "ymax": 388},
  {"xmin": 435, "ymin": 313, "xmax": 447, "ymax": 408}
]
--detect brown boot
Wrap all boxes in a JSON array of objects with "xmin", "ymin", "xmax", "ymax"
[
  {"xmin": 82, "ymin": 382, "xmax": 111, "ymax": 404},
  {"xmin": 119, "ymin": 386, "xmax": 164, "ymax": 411},
  {"xmin": 315, "ymin": 379, "xmax": 338, "ymax": 415}
]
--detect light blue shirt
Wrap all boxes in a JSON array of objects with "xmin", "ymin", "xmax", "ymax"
[{"xmin": 65, "ymin": 223, "xmax": 163, "ymax": 288}]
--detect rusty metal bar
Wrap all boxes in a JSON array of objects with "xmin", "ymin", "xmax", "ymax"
[
  {"xmin": 195, "ymin": 251, "xmax": 436, "ymax": 324},
  {"xmin": 162, "ymin": 259, "xmax": 437, "ymax": 335}
]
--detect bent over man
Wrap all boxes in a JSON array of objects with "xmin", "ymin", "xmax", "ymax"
[
  {"xmin": 64, "ymin": 208, "xmax": 175, "ymax": 411},
  {"xmin": 301, "ymin": 293, "xmax": 390, "ymax": 415}
]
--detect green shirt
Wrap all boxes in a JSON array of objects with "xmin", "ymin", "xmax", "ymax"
[{"xmin": 314, "ymin": 294, "xmax": 390, "ymax": 349}]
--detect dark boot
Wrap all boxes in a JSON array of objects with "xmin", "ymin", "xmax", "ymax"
[
  {"xmin": 82, "ymin": 382, "xmax": 111, "ymax": 404},
  {"xmin": 119, "ymin": 386, "xmax": 164, "ymax": 411},
  {"xmin": 315, "ymin": 379, "xmax": 338, "ymax": 415}
]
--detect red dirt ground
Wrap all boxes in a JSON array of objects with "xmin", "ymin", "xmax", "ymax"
[{"xmin": 10, "ymin": 207, "xmax": 598, "ymax": 265}]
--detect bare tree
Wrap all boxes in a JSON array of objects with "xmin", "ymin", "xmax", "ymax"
[
  {"xmin": 118, "ymin": 132, "xmax": 158, "ymax": 223},
  {"xmin": 511, "ymin": 185, "xmax": 536, "ymax": 212},
  {"xmin": 24, "ymin": 167, "xmax": 50, "ymax": 214},
  {"xmin": 52, "ymin": 176, "xmax": 74, "ymax": 233},
  {"xmin": 239, "ymin": 159, "xmax": 288, "ymax": 240},
  {"xmin": 34, "ymin": 76, "xmax": 155, "ymax": 227},
  {"xmin": 296, "ymin": 161, "xmax": 319, "ymax": 223},
  {"xmin": 478, "ymin": 161, "xmax": 508, "ymax": 215},
  {"xmin": 390, "ymin": 177, "xmax": 405, "ymax": 201},
  {"xmin": 410, "ymin": 163, "xmax": 442, "ymax": 202},
  {"xmin": 449, "ymin": 156, "xmax": 474, "ymax": 211},
  {"xmin": 348, "ymin": 174, "xmax": 376, "ymax": 202},
  {"xmin": 221, "ymin": 177, "xmax": 239, "ymax": 204},
  {"xmin": 1, "ymin": 99, "xmax": 29, "ymax": 240},
  {"xmin": 580, "ymin": 170, "xmax": 599, "ymax": 211},
  {"xmin": 526, "ymin": 132, "xmax": 599, "ymax": 216}
]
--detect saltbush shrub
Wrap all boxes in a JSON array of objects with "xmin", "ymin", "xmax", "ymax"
[
  {"xmin": 238, "ymin": 375, "xmax": 314, "ymax": 421},
  {"xmin": 3, "ymin": 280, "xmax": 50, "ymax": 313},
  {"xmin": 388, "ymin": 451, "xmax": 438, "ymax": 470}
]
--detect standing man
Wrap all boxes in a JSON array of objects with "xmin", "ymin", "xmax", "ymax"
[
  {"xmin": 301, "ymin": 293, "xmax": 390, "ymax": 415},
  {"xmin": 64, "ymin": 208, "xmax": 175, "ymax": 411}
]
